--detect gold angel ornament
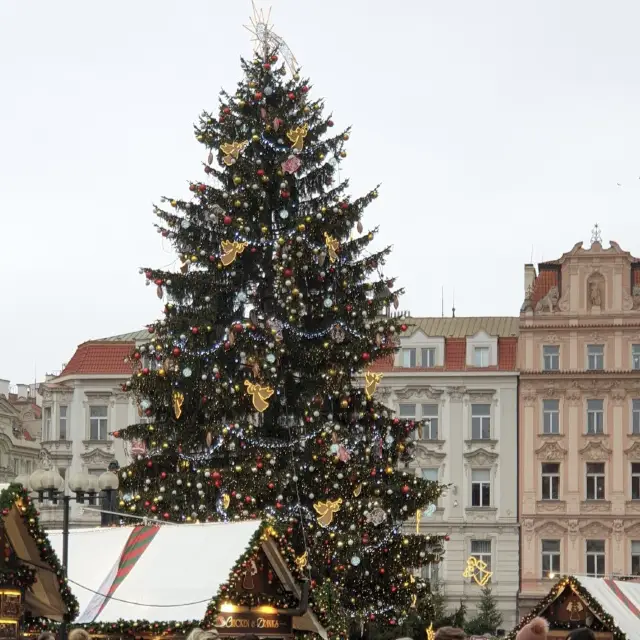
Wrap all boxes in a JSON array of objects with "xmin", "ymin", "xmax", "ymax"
[
  {"xmin": 220, "ymin": 140, "xmax": 249, "ymax": 166},
  {"xmin": 295, "ymin": 551, "xmax": 308, "ymax": 570},
  {"xmin": 172, "ymin": 391, "xmax": 184, "ymax": 419},
  {"xmin": 220, "ymin": 240, "xmax": 248, "ymax": 267},
  {"xmin": 462, "ymin": 555, "xmax": 493, "ymax": 587},
  {"xmin": 286, "ymin": 123, "xmax": 309, "ymax": 151},
  {"xmin": 244, "ymin": 380, "xmax": 275, "ymax": 412},
  {"xmin": 364, "ymin": 371, "xmax": 383, "ymax": 399},
  {"xmin": 313, "ymin": 497, "xmax": 343, "ymax": 528},
  {"xmin": 324, "ymin": 232, "xmax": 340, "ymax": 263}
]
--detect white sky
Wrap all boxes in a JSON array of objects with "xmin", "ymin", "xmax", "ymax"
[{"xmin": 2, "ymin": 0, "xmax": 640, "ymax": 384}]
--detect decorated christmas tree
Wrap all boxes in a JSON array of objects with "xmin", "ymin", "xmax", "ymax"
[{"xmin": 116, "ymin": 9, "xmax": 445, "ymax": 636}]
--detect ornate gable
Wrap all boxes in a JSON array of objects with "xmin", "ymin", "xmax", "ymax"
[
  {"xmin": 579, "ymin": 521, "xmax": 613, "ymax": 537},
  {"xmin": 394, "ymin": 386, "xmax": 444, "ymax": 401},
  {"xmin": 414, "ymin": 445, "xmax": 446, "ymax": 467},
  {"xmin": 624, "ymin": 441, "xmax": 640, "ymax": 460},
  {"xmin": 463, "ymin": 447, "xmax": 498, "ymax": 467}
]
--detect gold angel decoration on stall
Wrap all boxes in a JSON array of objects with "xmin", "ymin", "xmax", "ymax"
[
  {"xmin": 295, "ymin": 551, "xmax": 308, "ymax": 571},
  {"xmin": 244, "ymin": 380, "xmax": 275, "ymax": 412},
  {"xmin": 426, "ymin": 623, "xmax": 435, "ymax": 640},
  {"xmin": 364, "ymin": 371, "xmax": 383, "ymax": 399},
  {"xmin": 324, "ymin": 232, "xmax": 340, "ymax": 263},
  {"xmin": 172, "ymin": 391, "xmax": 184, "ymax": 419},
  {"xmin": 286, "ymin": 123, "xmax": 309, "ymax": 151},
  {"xmin": 221, "ymin": 240, "xmax": 248, "ymax": 266},
  {"xmin": 462, "ymin": 556, "xmax": 493, "ymax": 587},
  {"xmin": 220, "ymin": 140, "xmax": 249, "ymax": 166},
  {"xmin": 313, "ymin": 497, "xmax": 343, "ymax": 527}
]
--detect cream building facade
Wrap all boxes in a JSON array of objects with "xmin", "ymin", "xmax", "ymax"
[
  {"xmin": 518, "ymin": 235, "xmax": 640, "ymax": 612},
  {"xmin": 373, "ymin": 317, "xmax": 520, "ymax": 629}
]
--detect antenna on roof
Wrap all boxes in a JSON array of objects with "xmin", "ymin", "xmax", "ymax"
[
  {"xmin": 441, "ymin": 287, "xmax": 444, "ymax": 318},
  {"xmin": 530, "ymin": 245, "xmax": 534, "ymax": 263},
  {"xmin": 452, "ymin": 290, "xmax": 456, "ymax": 318}
]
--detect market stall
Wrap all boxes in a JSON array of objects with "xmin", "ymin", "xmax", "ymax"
[{"xmin": 511, "ymin": 576, "xmax": 640, "ymax": 640}]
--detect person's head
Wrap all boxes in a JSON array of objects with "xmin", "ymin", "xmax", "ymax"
[
  {"xmin": 185, "ymin": 629, "xmax": 219, "ymax": 640},
  {"xmin": 567, "ymin": 629, "xmax": 596, "ymax": 640},
  {"xmin": 435, "ymin": 627, "xmax": 466, "ymax": 640},
  {"xmin": 37, "ymin": 632, "xmax": 56, "ymax": 640},
  {"xmin": 68, "ymin": 630, "xmax": 90, "ymax": 640},
  {"xmin": 516, "ymin": 617, "xmax": 549, "ymax": 640}
]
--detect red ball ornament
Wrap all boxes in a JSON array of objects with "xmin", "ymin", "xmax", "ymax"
[
  {"xmin": 212, "ymin": 471, "xmax": 221, "ymax": 480},
  {"xmin": 234, "ymin": 322, "xmax": 243, "ymax": 332},
  {"xmin": 191, "ymin": 327, "xmax": 199, "ymax": 334},
  {"xmin": 361, "ymin": 352, "xmax": 370, "ymax": 361},
  {"xmin": 402, "ymin": 485, "xmax": 410, "ymax": 494},
  {"xmin": 154, "ymin": 278, "xmax": 163, "ymax": 286},
  {"xmin": 223, "ymin": 215, "xmax": 233, "ymax": 225},
  {"xmin": 145, "ymin": 408, "xmax": 152, "ymax": 416},
  {"xmin": 113, "ymin": 431, "xmax": 120, "ymax": 438},
  {"xmin": 301, "ymin": 85, "xmax": 309, "ymax": 93},
  {"xmin": 150, "ymin": 505, "xmax": 157, "ymax": 513},
  {"xmin": 223, "ymin": 107, "xmax": 231, "ymax": 115},
  {"xmin": 244, "ymin": 496, "xmax": 252, "ymax": 504},
  {"xmin": 263, "ymin": 63, "xmax": 271, "ymax": 70},
  {"xmin": 257, "ymin": 462, "xmax": 263, "ymax": 469},
  {"xmin": 198, "ymin": 184, "xmax": 206, "ymax": 193},
  {"xmin": 379, "ymin": 568, "xmax": 385, "ymax": 575},
  {"xmin": 144, "ymin": 500, "xmax": 151, "ymax": 507},
  {"xmin": 268, "ymin": 482, "xmax": 275, "ymax": 489},
  {"xmin": 172, "ymin": 347, "xmax": 181, "ymax": 356},
  {"xmin": 133, "ymin": 352, "xmax": 141, "ymax": 360},
  {"xmin": 147, "ymin": 325, "xmax": 155, "ymax": 333},
  {"xmin": 283, "ymin": 268, "xmax": 293, "ymax": 277},
  {"xmin": 281, "ymin": 190, "xmax": 290, "ymax": 198},
  {"xmin": 146, "ymin": 461, "xmax": 153, "ymax": 468},
  {"xmin": 254, "ymin": 92, "xmax": 263, "ymax": 100},
  {"xmin": 288, "ymin": 92, "xmax": 295, "ymax": 100},
  {"xmin": 346, "ymin": 304, "xmax": 353, "ymax": 312},
  {"xmin": 270, "ymin": 54, "xmax": 278, "ymax": 62},
  {"xmin": 163, "ymin": 512, "xmax": 170, "ymax": 519},
  {"xmin": 145, "ymin": 270, "xmax": 153, "ymax": 279},
  {"xmin": 160, "ymin": 472, "xmax": 167, "ymax": 480},
  {"xmin": 189, "ymin": 184, "xmax": 196, "ymax": 192},
  {"xmin": 400, "ymin": 324, "xmax": 408, "ymax": 332},
  {"xmin": 327, "ymin": 119, "xmax": 334, "ymax": 127},
  {"xmin": 369, "ymin": 614, "xmax": 376, "ymax": 621},
  {"xmin": 142, "ymin": 367, "xmax": 150, "ymax": 375},
  {"xmin": 370, "ymin": 468, "xmax": 376, "ymax": 477},
  {"xmin": 445, "ymin": 535, "xmax": 450, "ymax": 541},
  {"xmin": 257, "ymin": 169, "xmax": 265, "ymax": 176}
]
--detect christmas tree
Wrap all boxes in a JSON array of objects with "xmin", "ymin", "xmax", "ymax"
[{"xmin": 116, "ymin": 11, "xmax": 445, "ymax": 636}]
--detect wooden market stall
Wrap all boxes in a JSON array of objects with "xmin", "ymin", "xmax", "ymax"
[
  {"xmin": 0, "ymin": 484, "xmax": 79, "ymax": 638},
  {"xmin": 510, "ymin": 576, "xmax": 640, "ymax": 640}
]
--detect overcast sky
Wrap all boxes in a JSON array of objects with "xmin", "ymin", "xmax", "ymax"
[{"xmin": 2, "ymin": 0, "xmax": 640, "ymax": 384}]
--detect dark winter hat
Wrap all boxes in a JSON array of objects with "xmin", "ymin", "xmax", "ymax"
[
  {"xmin": 516, "ymin": 618, "xmax": 549, "ymax": 640},
  {"xmin": 435, "ymin": 627, "xmax": 466, "ymax": 640}
]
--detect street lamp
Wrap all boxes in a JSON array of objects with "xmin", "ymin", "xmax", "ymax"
[{"xmin": 19, "ymin": 467, "xmax": 120, "ymax": 640}]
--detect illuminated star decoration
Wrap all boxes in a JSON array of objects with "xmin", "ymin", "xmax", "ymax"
[{"xmin": 244, "ymin": 2, "xmax": 299, "ymax": 74}]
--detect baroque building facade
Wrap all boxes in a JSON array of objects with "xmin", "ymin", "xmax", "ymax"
[
  {"xmin": 37, "ymin": 330, "xmax": 147, "ymax": 527},
  {"xmin": 518, "ymin": 236, "xmax": 640, "ymax": 613},
  {"xmin": 373, "ymin": 317, "xmax": 520, "ymax": 629}
]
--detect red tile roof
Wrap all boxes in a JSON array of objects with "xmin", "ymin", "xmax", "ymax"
[
  {"xmin": 58, "ymin": 341, "xmax": 134, "ymax": 377},
  {"xmin": 445, "ymin": 339, "xmax": 466, "ymax": 370},
  {"xmin": 498, "ymin": 337, "xmax": 518, "ymax": 370},
  {"xmin": 530, "ymin": 268, "xmax": 559, "ymax": 306}
]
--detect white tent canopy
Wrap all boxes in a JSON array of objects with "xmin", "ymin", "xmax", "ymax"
[
  {"xmin": 48, "ymin": 520, "xmax": 262, "ymax": 623},
  {"xmin": 576, "ymin": 577, "xmax": 640, "ymax": 640}
]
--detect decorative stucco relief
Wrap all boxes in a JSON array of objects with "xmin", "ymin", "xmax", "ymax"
[
  {"xmin": 536, "ymin": 441, "xmax": 568, "ymax": 460},
  {"xmin": 579, "ymin": 520, "xmax": 613, "ymax": 538},
  {"xmin": 624, "ymin": 441, "xmax": 640, "ymax": 460},
  {"xmin": 413, "ymin": 445, "xmax": 446, "ymax": 467},
  {"xmin": 394, "ymin": 386, "xmax": 444, "ymax": 401},
  {"xmin": 463, "ymin": 447, "xmax": 499, "ymax": 468},
  {"xmin": 579, "ymin": 440, "xmax": 612, "ymax": 460}
]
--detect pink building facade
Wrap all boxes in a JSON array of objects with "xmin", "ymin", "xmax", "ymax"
[{"xmin": 518, "ymin": 236, "xmax": 640, "ymax": 613}]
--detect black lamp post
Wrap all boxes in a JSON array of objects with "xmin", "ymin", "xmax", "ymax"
[{"xmin": 25, "ymin": 466, "xmax": 119, "ymax": 640}]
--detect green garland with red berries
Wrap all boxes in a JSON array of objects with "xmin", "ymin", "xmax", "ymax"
[{"xmin": 0, "ymin": 484, "xmax": 79, "ymax": 623}]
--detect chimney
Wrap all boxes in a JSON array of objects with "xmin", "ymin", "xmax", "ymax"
[
  {"xmin": 16, "ymin": 384, "xmax": 30, "ymax": 400},
  {"xmin": 0, "ymin": 379, "xmax": 9, "ymax": 399},
  {"xmin": 524, "ymin": 264, "xmax": 537, "ymax": 297}
]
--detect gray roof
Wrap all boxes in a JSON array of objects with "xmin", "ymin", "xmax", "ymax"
[
  {"xmin": 403, "ymin": 316, "xmax": 519, "ymax": 338},
  {"xmin": 101, "ymin": 329, "xmax": 150, "ymax": 342}
]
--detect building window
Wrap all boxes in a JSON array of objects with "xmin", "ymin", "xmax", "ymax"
[
  {"xmin": 399, "ymin": 404, "xmax": 416, "ymax": 419},
  {"xmin": 631, "ymin": 463, "xmax": 640, "ymax": 500},
  {"xmin": 470, "ymin": 540, "xmax": 492, "ymax": 575},
  {"xmin": 586, "ymin": 540, "xmax": 605, "ymax": 577},
  {"xmin": 89, "ymin": 406, "xmax": 108, "ymax": 440},
  {"xmin": 43, "ymin": 407, "xmax": 52, "ymax": 441},
  {"xmin": 541, "ymin": 540, "xmax": 561, "ymax": 578},
  {"xmin": 543, "ymin": 345, "xmax": 560, "ymax": 371},
  {"xmin": 543, "ymin": 399, "xmax": 560, "ymax": 434},
  {"xmin": 587, "ymin": 399, "xmax": 604, "ymax": 434},
  {"xmin": 422, "ymin": 468, "xmax": 439, "ymax": 482},
  {"xmin": 473, "ymin": 346, "xmax": 490, "ymax": 368},
  {"xmin": 421, "ymin": 562, "xmax": 439, "ymax": 584},
  {"xmin": 471, "ymin": 469, "xmax": 491, "ymax": 507},
  {"xmin": 633, "ymin": 399, "xmax": 640, "ymax": 435},
  {"xmin": 13, "ymin": 458, "xmax": 19, "ymax": 474},
  {"xmin": 421, "ymin": 348, "xmax": 436, "ymax": 368},
  {"xmin": 632, "ymin": 541, "xmax": 640, "ymax": 575},
  {"xmin": 587, "ymin": 345, "xmax": 604, "ymax": 371},
  {"xmin": 541, "ymin": 463, "xmax": 560, "ymax": 500},
  {"xmin": 471, "ymin": 404, "xmax": 491, "ymax": 440},
  {"xmin": 632, "ymin": 345, "xmax": 640, "ymax": 371},
  {"xmin": 59, "ymin": 406, "xmax": 68, "ymax": 440},
  {"xmin": 586, "ymin": 462, "xmax": 605, "ymax": 500},
  {"xmin": 401, "ymin": 349, "xmax": 416, "ymax": 368},
  {"xmin": 421, "ymin": 404, "xmax": 439, "ymax": 440}
]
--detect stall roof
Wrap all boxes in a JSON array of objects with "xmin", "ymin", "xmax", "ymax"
[
  {"xmin": 47, "ymin": 520, "xmax": 262, "ymax": 623},
  {"xmin": 577, "ymin": 576, "xmax": 640, "ymax": 640}
]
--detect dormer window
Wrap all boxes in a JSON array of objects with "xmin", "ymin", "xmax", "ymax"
[
  {"xmin": 401, "ymin": 348, "xmax": 416, "ymax": 368},
  {"xmin": 421, "ymin": 348, "xmax": 436, "ymax": 368},
  {"xmin": 473, "ymin": 347, "xmax": 490, "ymax": 368},
  {"xmin": 397, "ymin": 332, "xmax": 444, "ymax": 368}
]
